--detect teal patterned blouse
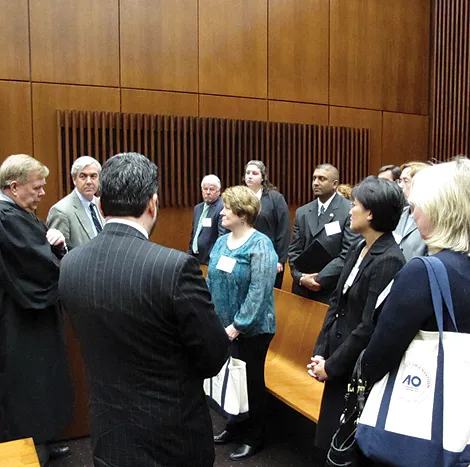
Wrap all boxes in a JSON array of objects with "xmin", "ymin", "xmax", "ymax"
[{"xmin": 207, "ymin": 230, "xmax": 278, "ymax": 337}]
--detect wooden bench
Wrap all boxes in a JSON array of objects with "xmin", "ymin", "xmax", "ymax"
[
  {"xmin": 0, "ymin": 438, "xmax": 40, "ymax": 467},
  {"xmin": 265, "ymin": 289, "xmax": 328, "ymax": 423}
]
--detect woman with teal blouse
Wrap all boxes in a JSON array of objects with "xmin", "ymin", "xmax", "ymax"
[{"xmin": 207, "ymin": 185, "xmax": 278, "ymax": 461}]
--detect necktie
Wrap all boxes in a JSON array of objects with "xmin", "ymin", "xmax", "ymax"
[
  {"xmin": 319, "ymin": 205, "xmax": 325, "ymax": 217},
  {"xmin": 89, "ymin": 203, "xmax": 103, "ymax": 234},
  {"xmin": 192, "ymin": 203, "xmax": 210, "ymax": 254}
]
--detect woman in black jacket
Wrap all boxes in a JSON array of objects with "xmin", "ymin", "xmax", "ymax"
[
  {"xmin": 307, "ymin": 176, "xmax": 406, "ymax": 454},
  {"xmin": 243, "ymin": 160, "xmax": 290, "ymax": 288}
]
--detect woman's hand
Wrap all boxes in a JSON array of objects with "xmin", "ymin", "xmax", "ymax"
[
  {"xmin": 277, "ymin": 262, "xmax": 284, "ymax": 273},
  {"xmin": 225, "ymin": 324, "xmax": 240, "ymax": 341},
  {"xmin": 307, "ymin": 356, "xmax": 328, "ymax": 382}
]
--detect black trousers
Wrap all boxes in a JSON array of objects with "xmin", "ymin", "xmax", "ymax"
[
  {"xmin": 274, "ymin": 269, "xmax": 284, "ymax": 289},
  {"xmin": 225, "ymin": 333, "xmax": 274, "ymax": 447}
]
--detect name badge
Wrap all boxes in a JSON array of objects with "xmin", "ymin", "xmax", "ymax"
[
  {"xmin": 216, "ymin": 255, "xmax": 236, "ymax": 273},
  {"xmin": 375, "ymin": 280, "xmax": 394, "ymax": 309},
  {"xmin": 325, "ymin": 221, "xmax": 341, "ymax": 236},
  {"xmin": 202, "ymin": 218, "xmax": 212, "ymax": 227}
]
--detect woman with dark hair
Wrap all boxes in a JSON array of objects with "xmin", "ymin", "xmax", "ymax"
[
  {"xmin": 306, "ymin": 176, "xmax": 406, "ymax": 456},
  {"xmin": 243, "ymin": 160, "xmax": 290, "ymax": 289}
]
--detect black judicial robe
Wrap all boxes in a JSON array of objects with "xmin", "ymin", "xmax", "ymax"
[{"xmin": 0, "ymin": 200, "xmax": 72, "ymax": 443}]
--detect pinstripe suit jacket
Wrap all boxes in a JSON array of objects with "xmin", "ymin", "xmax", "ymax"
[{"xmin": 59, "ymin": 222, "xmax": 229, "ymax": 467}]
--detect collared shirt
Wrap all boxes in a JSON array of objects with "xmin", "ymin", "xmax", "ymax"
[
  {"xmin": 254, "ymin": 188, "xmax": 263, "ymax": 200},
  {"xmin": 106, "ymin": 218, "xmax": 149, "ymax": 239},
  {"xmin": 0, "ymin": 192, "xmax": 14, "ymax": 204},
  {"xmin": 75, "ymin": 189, "xmax": 101, "ymax": 236},
  {"xmin": 318, "ymin": 192, "xmax": 336, "ymax": 216}
]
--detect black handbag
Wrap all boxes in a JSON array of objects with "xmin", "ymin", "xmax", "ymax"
[{"xmin": 326, "ymin": 351, "xmax": 369, "ymax": 467}]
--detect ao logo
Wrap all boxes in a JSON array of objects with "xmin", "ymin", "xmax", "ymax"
[{"xmin": 399, "ymin": 363, "xmax": 430, "ymax": 402}]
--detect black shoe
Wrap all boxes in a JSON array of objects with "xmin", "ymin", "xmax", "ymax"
[
  {"xmin": 213, "ymin": 430, "xmax": 235, "ymax": 444},
  {"xmin": 48, "ymin": 445, "xmax": 71, "ymax": 459},
  {"xmin": 229, "ymin": 444, "xmax": 260, "ymax": 461}
]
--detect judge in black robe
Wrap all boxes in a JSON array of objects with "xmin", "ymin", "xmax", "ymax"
[{"xmin": 0, "ymin": 198, "xmax": 73, "ymax": 445}]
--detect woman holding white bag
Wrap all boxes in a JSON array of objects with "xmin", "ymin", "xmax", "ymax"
[{"xmin": 358, "ymin": 157, "xmax": 470, "ymax": 466}]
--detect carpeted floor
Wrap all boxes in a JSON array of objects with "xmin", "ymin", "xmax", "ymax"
[{"xmin": 49, "ymin": 397, "xmax": 326, "ymax": 467}]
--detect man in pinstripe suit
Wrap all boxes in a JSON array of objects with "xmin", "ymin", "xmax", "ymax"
[{"xmin": 59, "ymin": 152, "xmax": 229, "ymax": 467}]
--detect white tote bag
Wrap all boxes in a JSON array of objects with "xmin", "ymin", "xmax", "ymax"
[
  {"xmin": 203, "ymin": 356, "xmax": 249, "ymax": 419},
  {"xmin": 356, "ymin": 257, "xmax": 470, "ymax": 467}
]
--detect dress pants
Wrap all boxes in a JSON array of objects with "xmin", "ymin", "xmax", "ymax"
[{"xmin": 225, "ymin": 333, "xmax": 274, "ymax": 448}]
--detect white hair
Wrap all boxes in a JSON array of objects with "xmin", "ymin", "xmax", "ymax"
[
  {"xmin": 71, "ymin": 156, "xmax": 102, "ymax": 178},
  {"xmin": 201, "ymin": 174, "xmax": 221, "ymax": 189}
]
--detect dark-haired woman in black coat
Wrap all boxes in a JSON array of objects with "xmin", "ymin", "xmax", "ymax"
[{"xmin": 307, "ymin": 177, "xmax": 406, "ymax": 454}]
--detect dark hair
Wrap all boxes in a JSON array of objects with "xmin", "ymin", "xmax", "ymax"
[
  {"xmin": 243, "ymin": 160, "xmax": 276, "ymax": 193},
  {"xmin": 352, "ymin": 176, "xmax": 405, "ymax": 232},
  {"xmin": 100, "ymin": 152, "xmax": 159, "ymax": 217},
  {"xmin": 378, "ymin": 164, "xmax": 401, "ymax": 181}
]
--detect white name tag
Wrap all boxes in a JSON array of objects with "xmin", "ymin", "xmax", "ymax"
[
  {"xmin": 375, "ymin": 280, "xmax": 394, "ymax": 309},
  {"xmin": 216, "ymin": 255, "xmax": 236, "ymax": 273},
  {"xmin": 325, "ymin": 221, "xmax": 341, "ymax": 236},
  {"xmin": 202, "ymin": 217, "xmax": 212, "ymax": 227}
]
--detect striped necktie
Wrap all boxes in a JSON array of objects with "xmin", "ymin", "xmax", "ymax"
[
  {"xmin": 89, "ymin": 202, "xmax": 103, "ymax": 234},
  {"xmin": 192, "ymin": 203, "xmax": 210, "ymax": 254}
]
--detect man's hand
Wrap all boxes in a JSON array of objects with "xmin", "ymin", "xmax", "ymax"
[
  {"xmin": 225, "ymin": 324, "xmax": 240, "ymax": 341},
  {"xmin": 307, "ymin": 356, "xmax": 328, "ymax": 382},
  {"xmin": 277, "ymin": 262, "xmax": 284, "ymax": 273},
  {"xmin": 46, "ymin": 229, "xmax": 66, "ymax": 248},
  {"xmin": 300, "ymin": 273, "xmax": 322, "ymax": 291}
]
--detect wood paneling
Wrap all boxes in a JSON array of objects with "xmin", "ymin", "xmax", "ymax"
[
  {"xmin": 0, "ymin": 0, "xmax": 30, "ymax": 80},
  {"xmin": 199, "ymin": 0, "xmax": 267, "ymax": 98},
  {"xmin": 30, "ymin": 0, "xmax": 119, "ymax": 86},
  {"xmin": 150, "ymin": 208, "xmax": 193, "ymax": 252},
  {"xmin": 382, "ymin": 112, "xmax": 429, "ymax": 167},
  {"xmin": 32, "ymin": 83, "xmax": 120, "ymax": 218},
  {"xmin": 0, "ymin": 81, "xmax": 33, "ymax": 161},
  {"xmin": 200, "ymin": 95, "xmax": 267, "ymax": 121},
  {"xmin": 269, "ymin": 0, "xmax": 328, "ymax": 103},
  {"xmin": 329, "ymin": 106, "xmax": 383, "ymax": 176},
  {"xmin": 330, "ymin": 0, "xmax": 431, "ymax": 114},
  {"xmin": 269, "ymin": 101, "xmax": 328, "ymax": 125},
  {"xmin": 121, "ymin": 89, "xmax": 198, "ymax": 117},
  {"xmin": 120, "ymin": 0, "xmax": 198, "ymax": 92},
  {"xmin": 430, "ymin": 0, "xmax": 470, "ymax": 161}
]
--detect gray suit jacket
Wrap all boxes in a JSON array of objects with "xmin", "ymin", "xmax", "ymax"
[
  {"xmin": 46, "ymin": 190, "xmax": 105, "ymax": 250},
  {"xmin": 393, "ymin": 206, "xmax": 427, "ymax": 262}
]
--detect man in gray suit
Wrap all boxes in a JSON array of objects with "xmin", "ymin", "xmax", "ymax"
[
  {"xmin": 288, "ymin": 164, "xmax": 359, "ymax": 304},
  {"xmin": 394, "ymin": 161, "xmax": 429, "ymax": 261},
  {"xmin": 47, "ymin": 156, "xmax": 104, "ymax": 249},
  {"xmin": 59, "ymin": 152, "xmax": 229, "ymax": 467}
]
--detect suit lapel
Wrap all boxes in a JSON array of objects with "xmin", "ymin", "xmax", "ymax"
[
  {"xmin": 310, "ymin": 195, "xmax": 340, "ymax": 238},
  {"xmin": 306, "ymin": 200, "xmax": 320, "ymax": 238},
  {"xmin": 72, "ymin": 192, "xmax": 94, "ymax": 240}
]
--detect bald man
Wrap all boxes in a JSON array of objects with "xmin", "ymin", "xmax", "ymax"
[{"xmin": 288, "ymin": 164, "xmax": 359, "ymax": 304}]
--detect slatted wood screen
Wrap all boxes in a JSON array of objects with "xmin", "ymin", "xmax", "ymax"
[
  {"xmin": 57, "ymin": 110, "xmax": 369, "ymax": 207},
  {"xmin": 431, "ymin": 0, "xmax": 470, "ymax": 161}
]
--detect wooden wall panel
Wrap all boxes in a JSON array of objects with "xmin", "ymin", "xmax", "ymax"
[
  {"xmin": 200, "ymin": 95, "xmax": 267, "ymax": 121},
  {"xmin": 0, "ymin": 0, "xmax": 30, "ymax": 80},
  {"xmin": 382, "ymin": 112, "xmax": 429, "ymax": 167},
  {"xmin": 199, "ymin": 0, "xmax": 267, "ymax": 98},
  {"xmin": 150, "ymin": 208, "xmax": 194, "ymax": 252},
  {"xmin": 269, "ymin": 101, "xmax": 328, "ymax": 125},
  {"xmin": 120, "ymin": 0, "xmax": 198, "ymax": 92},
  {"xmin": 329, "ymin": 106, "xmax": 383, "ymax": 176},
  {"xmin": 32, "ymin": 83, "xmax": 120, "ymax": 218},
  {"xmin": 121, "ymin": 89, "xmax": 198, "ymax": 117},
  {"xmin": 0, "ymin": 81, "xmax": 33, "ymax": 162},
  {"xmin": 269, "ymin": 0, "xmax": 328, "ymax": 103},
  {"xmin": 30, "ymin": 0, "xmax": 119, "ymax": 86},
  {"xmin": 330, "ymin": 0, "xmax": 431, "ymax": 114}
]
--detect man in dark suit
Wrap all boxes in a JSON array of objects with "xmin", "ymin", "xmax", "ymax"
[
  {"xmin": 47, "ymin": 156, "xmax": 105, "ymax": 249},
  {"xmin": 288, "ymin": 163, "xmax": 359, "ymax": 304},
  {"xmin": 59, "ymin": 153, "xmax": 230, "ymax": 467},
  {"xmin": 189, "ymin": 174, "xmax": 227, "ymax": 265}
]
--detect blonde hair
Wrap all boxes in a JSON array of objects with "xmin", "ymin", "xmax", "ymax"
[
  {"xmin": 409, "ymin": 157, "xmax": 470, "ymax": 255},
  {"xmin": 0, "ymin": 154, "xmax": 49, "ymax": 188},
  {"xmin": 222, "ymin": 185, "xmax": 260, "ymax": 226},
  {"xmin": 337, "ymin": 184, "xmax": 352, "ymax": 200},
  {"xmin": 400, "ymin": 161, "xmax": 430, "ymax": 178}
]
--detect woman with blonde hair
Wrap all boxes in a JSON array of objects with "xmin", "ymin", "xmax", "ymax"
[
  {"xmin": 359, "ymin": 157, "xmax": 470, "ymax": 465},
  {"xmin": 207, "ymin": 185, "xmax": 278, "ymax": 461}
]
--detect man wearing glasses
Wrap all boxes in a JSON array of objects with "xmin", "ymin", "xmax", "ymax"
[
  {"xmin": 189, "ymin": 174, "xmax": 228, "ymax": 265},
  {"xmin": 394, "ymin": 161, "xmax": 430, "ymax": 261},
  {"xmin": 47, "ymin": 156, "xmax": 105, "ymax": 250}
]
